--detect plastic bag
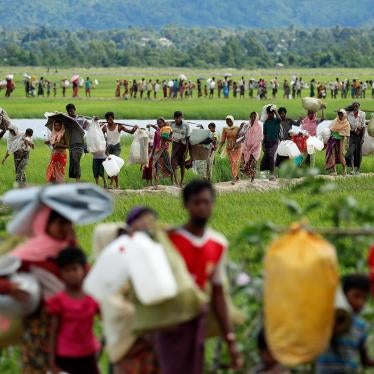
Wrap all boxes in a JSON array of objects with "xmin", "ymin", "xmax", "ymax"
[
  {"xmin": 302, "ymin": 97, "xmax": 324, "ymax": 112},
  {"xmin": 128, "ymin": 129, "xmax": 149, "ymax": 165},
  {"xmin": 306, "ymin": 136, "xmax": 324, "ymax": 155},
  {"xmin": 260, "ymin": 104, "xmax": 274, "ymax": 122},
  {"xmin": 264, "ymin": 225, "xmax": 338, "ymax": 366},
  {"xmin": 126, "ymin": 232, "xmax": 178, "ymax": 305},
  {"xmin": 85, "ymin": 119, "xmax": 106, "ymax": 153}
]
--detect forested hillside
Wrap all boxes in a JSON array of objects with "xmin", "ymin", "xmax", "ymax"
[
  {"xmin": 0, "ymin": 0, "xmax": 373, "ymax": 29},
  {"xmin": 1, "ymin": 26, "xmax": 374, "ymax": 68}
]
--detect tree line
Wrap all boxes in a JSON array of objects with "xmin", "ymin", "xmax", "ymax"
[{"xmin": 1, "ymin": 26, "xmax": 374, "ymax": 68}]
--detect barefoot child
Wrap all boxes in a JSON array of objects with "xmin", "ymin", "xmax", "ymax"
[{"xmin": 48, "ymin": 247, "xmax": 100, "ymax": 374}]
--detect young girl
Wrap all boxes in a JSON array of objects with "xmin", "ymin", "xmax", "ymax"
[
  {"xmin": 48, "ymin": 247, "xmax": 100, "ymax": 374},
  {"xmin": 46, "ymin": 120, "xmax": 70, "ymax": 184}
]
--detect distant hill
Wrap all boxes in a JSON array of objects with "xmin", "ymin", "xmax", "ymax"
[{"xmin": 1, "ymin": 0, "xmax": 373, "ymax": 30}]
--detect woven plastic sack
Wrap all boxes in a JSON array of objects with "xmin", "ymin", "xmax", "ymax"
[
  {"xmin": 264, "ymin": 225, "xmax": 338, "ymax": 366},
  {"xmin": 85, "ymin": 120, "xmax": 106, "ymax": 153},
  {"xmin": 302, "ymin": 97, "xmax": 324, "ymax": 112},
  {"xmin": 128, "ymin": 129, "xmax": 149, "ymax": 165}
]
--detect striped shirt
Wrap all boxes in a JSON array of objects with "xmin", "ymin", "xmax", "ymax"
[{"xmin": 316, "ymin": 316, "xmax": 368, "ymax": 373}]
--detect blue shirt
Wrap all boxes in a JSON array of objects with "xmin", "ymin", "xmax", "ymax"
[{"xmin": 316, "ymin": 316, "xmax": 368, "ymax": 373}]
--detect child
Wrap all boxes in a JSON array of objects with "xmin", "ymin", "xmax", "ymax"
[
  {"xmin": 251, "ymin": 328, "xmax": 289, "ymax": 373},
  {"xmin": 2, "ymin": 127, "xmax": 34, "ymax": 187},
  {"xmin": 48, "ymin": 247, "xmax": 100, "ymax": 374},
  {"xmin": 207, "ymin": 122, "xmax": 218, "ymax": 180},
  {"xmin": 53, "ymin": 82, "xmax": 57, "ymax": 97},
  {"xmin": 92, "ymin": 151, "xmax": 107, "ymax": 188},
  {"xmin": 316, "ymin": 274, "xmax": 374, "ymax": 373}
]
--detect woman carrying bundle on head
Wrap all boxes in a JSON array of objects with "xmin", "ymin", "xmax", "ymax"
[
  {"xmin": 299, "ymin": 108, "xmax": 325, "ymax": 167},
  {"xmin": 218, "ymin": 115, "xmax": 241, "ymax": 185},
  {"xmin": 46, "ymin": 120, "xmax": 70, "ymax": 184},
  {"xmin": 242, "ymin": 112, "xmax": 263, "ymax": 182},
  {"xmin": 325, "ymin": 109, "xmax": 350, "ymax": 176}
]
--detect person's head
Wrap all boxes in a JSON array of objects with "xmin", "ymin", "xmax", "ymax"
[
  {"xmin": 208, "ymin": 122, "xmax": 216, "ymax": 132},
  {"xmin": 278, "ymin": 107, "xmax": 287, "ymax": 120},
  {"xmin": 86, "ymin": 76, "xmax": 89, "ymax": 80},
  {"xmin": 212, "ymin": 77, "xmax": 215, "ymax": 81},
  {"xmin": 174, "ymin": 111, "xmax": 183, "ymax": 125},
  {"xmin": 257, "ymin": 328, "xmax": 278, "ymax": 368},
  {"xmin": 126, "ymin": 206, "xmax": 158, "ymax": 234},
  {"xmin": 352, "ymin": 102, "xmax": 360, "ymax": 113},
  {"xmin": 25, "ymin": 128, "xmax": 33, "ymax": 137},
  {"xmin": 56, "ymin": 247, "xmax": 87, "ymax": 289},
  {"xmin": 342, "ymin": 274, "xmax": 370, "ymax": 314},
  {"xmin": 9, "ymin": 129, "xmax": 17, "ymax": 136},
  {"xmin": 337, "ymin": 109, "xmax": 346, "ymax": 121},
  {"xmin": 53, "ymin": 119, "xmax": 63, "ymax": 132},
  {"xmin": 307, "ymin": 110, "xmax": 315, "ymax": 120},
  {"xmin": 66, "ymin": 103, "xmax": 76, "ymax": 117},
  {"xmin": 46, "ymin": 210, "xmax": 74, "ymax": 241},
  {"xmin": 157, "ymin": 117, "xmax": 166, "ymax": 128},
  {"xmin": 105, "ymin": 111, "xmax": 115, "ymax": 124},
  {"xmin": 182, "ymin": 180, "xmax": 215, "ymax": 228},
  {"xmin": 249, "ymin": 112, "xmax": 257, "ymax": 123},
  {"xmin": 225, "ymin": 115, "xmax": 234, "ymax": 127},
  {"xmin": 266, "ymin": 106, "xmax": 275, "ymax": 120}
]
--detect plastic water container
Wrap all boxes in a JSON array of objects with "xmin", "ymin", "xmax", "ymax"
[
  {"xmin": 83, "ymin": 236, "xmax": 131, "ymax": 302},
  {"xmin": 126, "ymin": 232, "xmax": 177, "ymax": 305},
  {"xmin": 285, "ymin": 141, "xmax": 301, "ymax": 159},
  {"xmin": 103, "ymin": 155, "xmax": 124, "ymax": 177},
  {"xmin": 0, "ymin": 273, "xmax": 41, "ymax": 317}
]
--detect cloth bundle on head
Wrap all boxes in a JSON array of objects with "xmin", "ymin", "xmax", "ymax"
[
  {"xmin": 243, "ymin": 113, "xmax": 263, "ymax": 162},
  {"xmin": 225, "ymin": 115, "xmax": 235, "ymax": 124},
  {"xmin": 6, "ymin": 124, "xmax": 23, "ymax": 154},
  {"xmin": 49, "ymin": 121, "xmax": 65, "ymax": 146},
  {"xmin": 1, "ymin": 183, "xmax": 113, "ymax": 236},
  {"xmin": 329, "ymin": 109, "xmax": 350, "ymax": 137}
]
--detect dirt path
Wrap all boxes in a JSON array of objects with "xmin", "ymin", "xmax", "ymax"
[{"xmin": 109, "ymin": 172, "xmax": 374, "ymax": 196}]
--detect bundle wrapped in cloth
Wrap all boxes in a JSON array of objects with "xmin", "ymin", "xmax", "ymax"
[{"xmin": 264, "ymin": 224, "xmax": 338, "ymax": 366}]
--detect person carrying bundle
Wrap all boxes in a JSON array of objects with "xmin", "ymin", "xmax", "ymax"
[
  {"xmin": 102, "ymin": 111, "xmax": 138, "ymax": 189},
  {"xmin": 170, "ymin": 111, "xmax": 191, "ymax": 187},
  {"xmin": 325, "ymin": 109, "xmax": 350, "ymax": 176},
  {"xmin": 345, "ymin": 102, "xmax": 366, "ymax": 175},
  {"xmin": 2, "ymin": 125, "xmax": 34, "ymax": 187}
]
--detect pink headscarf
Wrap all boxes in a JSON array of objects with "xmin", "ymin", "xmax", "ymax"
[
  {"xmin": 243, "ymin": 113, "xmax": 263, "ymax": 162},
  {"xmin": 301, "ymin": 113, "xmax": 318, "ymax": 136},
  {"xmin": 11, "ymin": 206, "xmax": 71, "ymax": 262}
]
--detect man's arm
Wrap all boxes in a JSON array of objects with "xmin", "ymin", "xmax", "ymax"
[
  {"xmin": 360, "ymin": 342, "xmax": 374, "ymax": 367},
  {"xmin": 120, "ymin": 125, "xmax": 138, "ymax": 134},
  {"xmin": 211, "ymin": 284, "xmax": 242, "ymax": 370}
]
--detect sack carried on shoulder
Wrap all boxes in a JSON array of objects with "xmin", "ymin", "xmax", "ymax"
[{"xmin": 264, "ymin": 225, "xmax": 338, "ymax": 366}]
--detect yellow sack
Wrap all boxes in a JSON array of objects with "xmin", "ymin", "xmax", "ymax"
[{"xmin": 264, "ymin": 225, "xmax": 338, "ymax": 366}]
